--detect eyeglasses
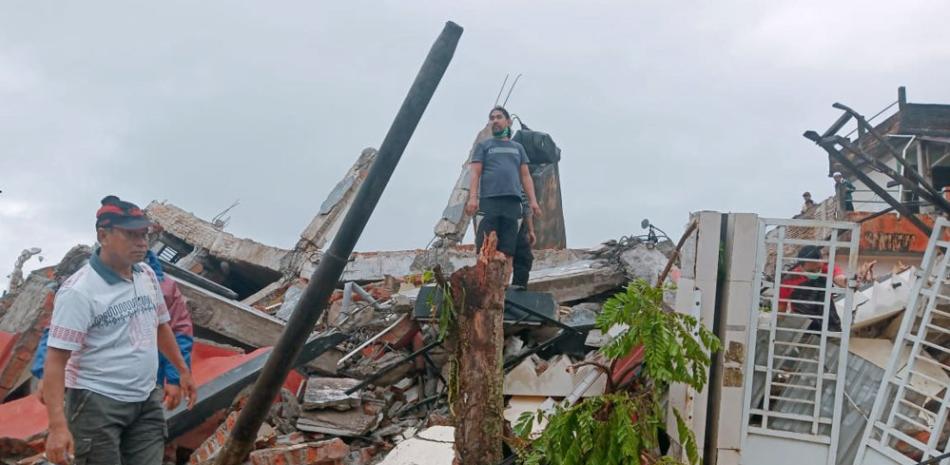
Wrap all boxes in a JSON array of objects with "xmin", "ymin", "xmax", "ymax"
[{"xmin": 101, "ymin": 228, "xmax": 152, "ymax": 242}]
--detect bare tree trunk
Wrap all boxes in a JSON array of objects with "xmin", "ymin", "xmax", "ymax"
[{"xmin": 449, "ymin": 232, "xmax": 509, "ymax": 465}]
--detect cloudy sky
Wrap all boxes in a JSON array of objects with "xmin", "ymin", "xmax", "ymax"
[{"xmin": 2, "ymin": 1, "xmax": 949, "ymax": 288}]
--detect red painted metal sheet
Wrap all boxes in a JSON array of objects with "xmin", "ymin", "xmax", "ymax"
[
  {"xmin": 610, "ymin": 345, "xmax": 645, "ymax": 388},
  {"xmin": 0, "ymin": 332, "xmax": 17, "ymax": 368},
  {"xmin": 0, "ymin": 395, "xmax": 46, "ymax": 441},
  {"xmin": 0, "ymin": 341, "xmax": 302, "ymax": 451}
]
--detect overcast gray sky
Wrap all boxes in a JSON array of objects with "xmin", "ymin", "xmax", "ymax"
[{"xmin": 3, "ymin": 1, "xmax": 950, "ymax": 287}]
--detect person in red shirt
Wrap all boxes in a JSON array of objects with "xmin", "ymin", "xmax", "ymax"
[{"xmin": 778, "ymin": 245, "xmax": 848, "ymax": 332}]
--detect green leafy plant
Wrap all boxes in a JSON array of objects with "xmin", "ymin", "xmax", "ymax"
[
  {"xmin": 422, "ymin": 267, "xmax": 461, "ymax": 410},
  {"xmin": 422, "ymin": 267, "xmax": 458, "ymax": 342},
  {"xmin": 514, "ymin": 279, "xmax": 720, "ymax": 465}
]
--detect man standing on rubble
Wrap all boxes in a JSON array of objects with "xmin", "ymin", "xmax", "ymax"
[
  {"xmin": 43, "ymin": 195, "xmax": 196, "ymax": 465},
  {"xmin": 465, "ymin": 106, "xmax": 542, "ymax": 258}
]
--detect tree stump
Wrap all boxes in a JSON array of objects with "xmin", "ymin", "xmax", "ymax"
[{"xmin": 449, "ymin": 232, "xmax": 510, "ymax": 465}]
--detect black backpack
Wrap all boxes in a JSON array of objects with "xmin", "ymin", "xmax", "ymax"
[{"xmin": 512, "ymin": 120, "xmax": 561, "ymax": 165}]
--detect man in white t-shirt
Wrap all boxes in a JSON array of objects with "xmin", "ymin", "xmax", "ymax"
[{"xmin": 44, "ymin": 195, "xmax": 197, "ymax": 465}]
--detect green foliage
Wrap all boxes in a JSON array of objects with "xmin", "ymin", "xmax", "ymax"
[
  {"xmin": 598, "ymin": 279, "xmax": 721, "ymax": 391},
  {"xmin": 422, "ymin": 268, "xmax": 461, "ymax": 412},
  {"xmin": 515, "ymin": 393, "xmax": 660, "ymax": 465},
  {"xmin": 514, "ymin": 279, "xmax": 720, "ymax": 465},
  {"xmin": 422, "ymin": 269, "xmax": 457, "ymax": 343}
]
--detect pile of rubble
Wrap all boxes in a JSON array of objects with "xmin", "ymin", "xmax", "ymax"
[
  {"xmin": 0, "ymin": 180, "xmax": 672, "ymax": 465},
  {"xmin": 168, "ymin": 234, "xmax": 670, "ymax": 465}
]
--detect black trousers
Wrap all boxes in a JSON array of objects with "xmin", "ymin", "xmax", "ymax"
[{"xmin": 512, "ymin": 219, "xmax": 534, "ymax": 287}]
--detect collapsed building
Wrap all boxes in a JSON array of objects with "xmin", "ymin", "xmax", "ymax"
[
  {"xmin": 3, "ymin": 85, "xmax": 949, "ymax": 465},
  {"xmin": 0, "ymin": 111, "xmax": 677, "ymax": 465}
]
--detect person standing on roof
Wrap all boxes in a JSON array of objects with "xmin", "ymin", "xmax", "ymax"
[
  {"xmin": 801, "ymin": 191, "xmax": 816, "ymax": 215},
  {"xmin": 465, "ymin": 106, "xmax": 542, "ymax": 258},
  {"xmin": 43, "ymin": 195, "xmax": 196, "ymax": 465},
  {"xmin": 833, "ymin": 172, "xmax": 856, "ymax": 212}
]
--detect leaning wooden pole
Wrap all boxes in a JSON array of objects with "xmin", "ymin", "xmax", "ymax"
[{"xmin": 449, "ymin": 232, "xmax": 509, "ymax": 464}]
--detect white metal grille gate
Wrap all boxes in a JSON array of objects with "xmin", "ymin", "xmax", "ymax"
[
  {"xmin": 741, "ymin": 218, "xmax": 859, "ymax": 465},
  {"xmin": 858, "ymin": 218, "xmax": 950, "ymax": 465}
]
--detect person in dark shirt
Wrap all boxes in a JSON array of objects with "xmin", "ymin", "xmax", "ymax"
[
  {"xmin": 465, "ymin": 106, "xmax": 542, "ymax": 257},
  {"xmin": 833, "ymin": 172, "xmax": 856, "ymax": 211}
]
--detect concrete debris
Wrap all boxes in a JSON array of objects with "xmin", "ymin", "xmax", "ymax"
[
  {"xmin": 504, "ymin": 396, "xmax": 556, "ymax": 438},
  {"xmin": 297, "ymin": 407, "xmax": 382, "ymax": 437},
  {"xmin": 842, "ymin": 267, "xmax": 916, "ymax": 330},
  {"xmin": 504, "ymin": 354, "xmax": 606, "ymax": 397},
  {"xmin": 174, "ymin": 275, "xmax": 286, "ymax": 348},
  {"xmin": 303, "ymin": 377, "xmax": 362, "ymax": 411},
  {"xmin": 0, "ymin": 153, "xmax": 654, "ymax": 465},
  {"xmin": 527, "ymin": 259, "xmax": 627, "ymax": 304},
  {"xmin": 4, "ymin": 248, "xmax": 41, "ymax": 297},
  {"xmin": 376, "ymin": 426, "xmax": 456, "ymax": 465},
  {"xmin": 147, "ymin": 201, "xmax": 294, "ymax": 278},
  {"xmin": 618, "ymin": 244, "xmax": 670, "ymax": 285},
  {"xmin": 563, "ymin": 302, "xmax": 602, "ymax": 327},
  {"xmin": 504, "ymin": 336, "xmax": 526, "ymax": 359},
  {"xmin": 275, "ymin": 282, "xmax": 306, "ymax": 321},
  {"xmin": 297, "ymin": 148, "xmax": 378, "ymax": 254}
]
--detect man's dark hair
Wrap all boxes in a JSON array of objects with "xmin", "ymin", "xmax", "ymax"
[
  {"xmin": 797, "ymin": 245, "xmax": 822, "ymax": 261},
  {"xmin": 489, "ymin": 105, "xmax": 511, "ymax": 120}
]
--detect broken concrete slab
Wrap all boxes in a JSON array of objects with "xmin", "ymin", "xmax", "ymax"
[
  {"xmin": 296, "ymin": 408, "xmax": 381, "ymax": 437},
  {"xmin": 147, "ymin": 200, "xmax": 294, "ymax": 277},
  {"xmin": 845, "ymin": 267, "xmax": 917, "ymax": 330},
  {"xmin": 563, "ymin": 302, "xmax": 602, "ymax": 327},
  {"xmin": 618, "ymin": 245, "xmax": 670, "ymax": 285},
  {"xmin": 308, "ymin": 246, "xmax": 594, "ymax": 285},
  {"xmin": 503, "ymin": 354, "xmax": 606, "ymax": 397},
  {"xmin": 431, "ymin": 126, "xmax": 492, "ymax": 247},
  {"xmin": 529, "ymin": 162, "xmax": 568, "ymax": 250},
  {"xmin": 303, "ymin": 377, "xmax": 362, "ymax": 411},
  {"xmin": 343, "ymin": 350, "xmax": 416, "ymax": 387},
  {"xmin": 527, "ymin": 259, "xmax": 626, "ymax": 304},
  {"xmin": 297, "ymin": 148, "xmax": 378, "ymax": 253},
  {"xmin": 173, "ymin": 276, "xmax": 286, "ymax": 348},
  {"xmin": 504, "ymin": 396, "xmax": 554, "ymax": 438},
  {"xmin": 377, "ymin": 425, "xmax": 455, "ymax": 465}
]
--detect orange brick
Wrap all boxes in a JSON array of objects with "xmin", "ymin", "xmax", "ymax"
[
  {"xmin": 249, "ymin": 438, "xmax": 348, "ymax": 465},
  {"xmin": 188, "ymin": 411, "xmax": 240, "ymax": 464}
]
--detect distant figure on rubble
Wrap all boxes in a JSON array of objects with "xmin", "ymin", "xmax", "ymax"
[
  {"xmin": 833, "ymin": 172, "xmax": 856, "ymax": 211},
  {"xmin": 465, "ymin": 106, "xmax": 542, "ymax": 260},
  {"xmin": 778, "ymin": 246, "xmax": 847, "ymax": 332},
  {"xmin": 43, "ymin": 195, "xmax": 196, "ymax": 465},
  {"xmin": 801, "ymin": 191, "xmax": 816, "ymax": 215},
  {"xmin": 511, "ymin": 191, "xmax": 536, "ymax": 290}
]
